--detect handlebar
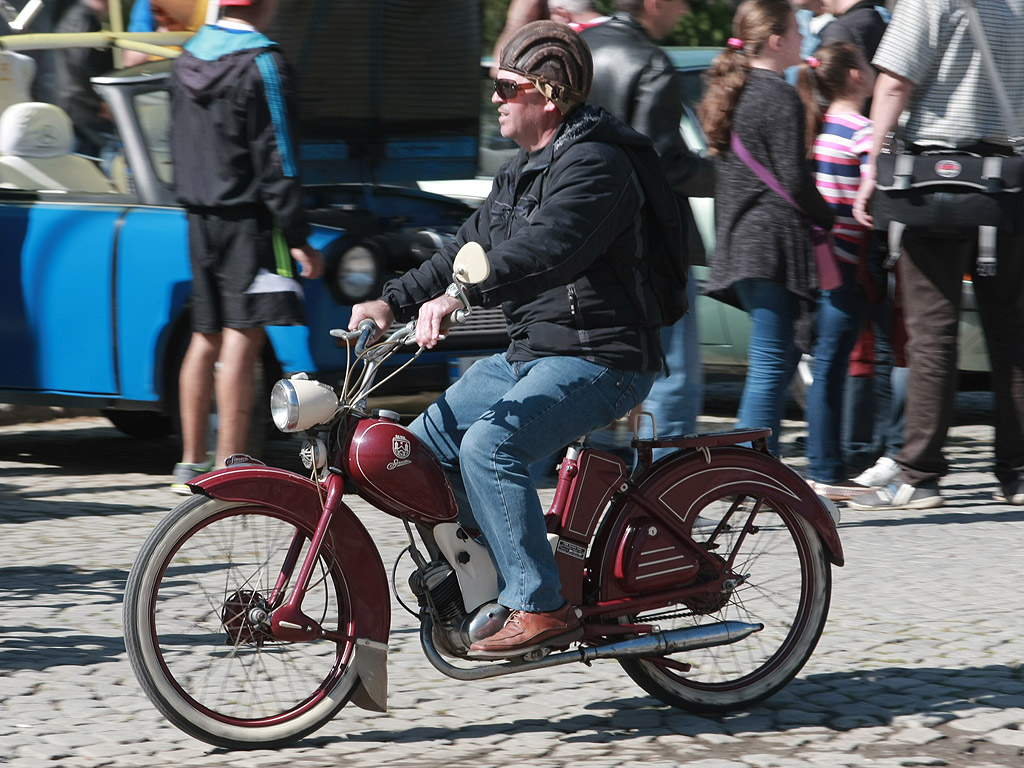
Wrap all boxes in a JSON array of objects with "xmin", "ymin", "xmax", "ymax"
[
  {"xmin": 330, "ymin": 308, "xmax": 469, "ymax": 353},
  {"xmin": 324, "ymin": 307, "xmax": 471, "ymax": 408}
]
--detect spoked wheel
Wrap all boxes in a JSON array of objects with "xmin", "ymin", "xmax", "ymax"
[
  {"xmin": 123, "ymin": 496, "xmax": 359, "ymax": 749},
  {"xmin": 618, "ymin": 488, "xmax": 831, "ymax": 712}
]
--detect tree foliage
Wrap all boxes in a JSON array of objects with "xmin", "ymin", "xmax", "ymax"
[{"xmin": 483, "ymin": 0, "xmax": 736, "ymax": 53}]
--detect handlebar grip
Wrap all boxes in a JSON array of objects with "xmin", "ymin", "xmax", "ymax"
[
  {"xmin": 354, "ymin": 319, "xmax": 377, "ymax": 354},
  {"xmin": 438, "ymin": 308, "xmax": 468, "ymax": 337},
  {"xmin": 329, "ymin": 318, "xmax": 379, "ymax": 353}
]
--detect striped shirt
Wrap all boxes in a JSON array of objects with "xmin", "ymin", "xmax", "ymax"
[
  {"xmin": 872, "ymin": 0, "xmax": 1024, "ymax": 146},
  {"xmin": 813, "ymin": 113, "xmax": 872, "ymax": 264}
]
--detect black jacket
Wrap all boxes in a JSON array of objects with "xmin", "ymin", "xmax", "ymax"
[
  {"xmin": 53, "ymin": 1, "xmax": 113, "ymax": 155},
  {"xmin": 582, "ymin": 13, "xmax": 714, "ymax": 263},
  {"xmin": 382, "ymin": 106, "xmax": 680, "ymax": 373},
  {"xmin": 819, "ymin": 0, "xmax": 888, "ymax": 63},
  {"xmin": 169, "ymin": 25, "xmax": 309, "ymax": 246}
]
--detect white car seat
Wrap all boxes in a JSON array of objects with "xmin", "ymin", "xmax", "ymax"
[
  {"xmin": 0, "ymin": 50, "xmax": 36, "ymax": 117},
  {"xmin": 0, "ymin": 102, "xmax": 114, "ymax": 193}
]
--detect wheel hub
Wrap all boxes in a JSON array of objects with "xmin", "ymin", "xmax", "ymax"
[
  {"xmin": 221, "ymin": 590, "xmax": 274, "ymax": 645},
  {"xmin": 683, "ymin": 556, "xmax": 734, "ymax": 614}
]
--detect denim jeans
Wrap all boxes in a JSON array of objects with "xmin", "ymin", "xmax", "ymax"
[
  {"xmin": 733, "ymin": 279, "xmax": 802, "ymax": 454},
  {"xmin": 842, "ymin": 251, "xmax": 906, "ymax": 471},
  {"xmin": 844, "ymin": 360, "xmax": 907, "ymax": 470},
  {"xmin": 638, "ymin": 269, "xmax": 704, "ymax": 449},
  {"xmin": 409, "ymin": 353, "xmax": 654, "ymax": 612},
  {"xmin": 806, "ymin": 261, "xmax": 868, "ymax": 482}
]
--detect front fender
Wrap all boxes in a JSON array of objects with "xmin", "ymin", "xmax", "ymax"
[{"xmin": 189, "ymin": 466, "xmax": 391, "ymax": 645}]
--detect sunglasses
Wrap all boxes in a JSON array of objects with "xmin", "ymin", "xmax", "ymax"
[{"xmin": 493, "ymin": 78, "xmax": 537, "ymax": 100}]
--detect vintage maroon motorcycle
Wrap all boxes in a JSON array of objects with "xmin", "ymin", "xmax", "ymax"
[{"xmin": 123, "ymin": 244, "xmax": 844, "ymax": 750}]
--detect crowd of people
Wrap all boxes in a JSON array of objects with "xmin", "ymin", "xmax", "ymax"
[
  {"xmin": 3, "ymin": 0, "xmax": 1019, "ymax": 653},
  {"xmin": 4, "ymin": 1, "xmax": 1019, "ymax": 512},
  {"xmin": 339, "ymin": 0, "xmax": 1023, "ymax": 655},
  {"xmin": 487, "ymin": 0, "xmax": 1022, "ymax": 515}
]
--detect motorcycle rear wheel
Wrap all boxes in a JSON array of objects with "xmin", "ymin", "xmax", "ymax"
[
  {"xmin": 123, "ymin": 496, "xmax": 359, "ymax": 749},
  {"xmin": 618, "ymin": 489, "xmax": 831, "ymax": 712}
]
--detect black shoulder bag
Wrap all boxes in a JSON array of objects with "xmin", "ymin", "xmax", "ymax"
[{"xmin": 872, "ymin": 0, "xmax": 1024, "ymax": 275}]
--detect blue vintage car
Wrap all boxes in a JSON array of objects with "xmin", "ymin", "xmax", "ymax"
[{"xmin": 0, "ymin": 15, "xmax": 506, "ymax": 439}]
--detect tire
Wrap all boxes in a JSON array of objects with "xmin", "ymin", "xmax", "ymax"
[
  {"xmin": 123, "ymin": 496, "xmax": 360, "ymax": 749},
  {"xmin": 103, "ymin": 409, "xmax": 174, "ymax": 438},
  {"xmin": 617, "ymin": 485, "xmax": 832, "ymax": 713}
]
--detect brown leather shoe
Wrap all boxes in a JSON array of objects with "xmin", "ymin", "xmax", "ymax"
[{"xmin": 468, "ymin": 603, "xmax": 582, "ymax": 658}]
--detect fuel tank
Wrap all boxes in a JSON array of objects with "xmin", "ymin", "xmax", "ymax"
[{"xmin": 344, "ymin": 414, "xmax": 458, "ymax": 524}]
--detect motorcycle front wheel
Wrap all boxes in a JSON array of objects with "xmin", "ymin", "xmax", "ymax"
[
  {"xmin": 123, "ymin": 496, "xmax": 359, "ymax": 749},
  {"xmin": 618, "ymin": 488, "xmax": 831, "ymax": 712}
]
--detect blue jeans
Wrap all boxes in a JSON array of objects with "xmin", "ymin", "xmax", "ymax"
[
  {"xmin": 409, "ymin": 353, "xmax": 654, "ymax": 612},
  {"xmin": 733, "ymin": 279, "xmax": 802, "ymax": 454},
  {"xmin": 638, "ymin": 269, "xmax": 704, "ymax": 447},
  {"xmin": 806, "ymin": 262, "xmax": 868, "ymax": 482},
  {"xmin": 842, "ymin": 257, "xmax": 906, "ymax": 471}
]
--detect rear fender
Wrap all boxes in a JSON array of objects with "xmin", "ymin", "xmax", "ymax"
[
  {"xmin": 189, "ymin": 466, "xmax": 391, "ymax": 709},
  {"xmin": 661, "ymin": 447, "xmax": 843, "ymax": 565},
  {"xmin": 600, "ymin": 447, "xmax": 844, "ymax": 569}
]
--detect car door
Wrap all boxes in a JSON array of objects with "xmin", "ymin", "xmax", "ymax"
[{"xmin": 0, "ymin": 194, "xmax": 126, "ymax": 395}]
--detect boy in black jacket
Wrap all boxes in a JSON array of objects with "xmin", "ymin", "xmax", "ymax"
[{"xmin": 169, "ymin": 0, "xmax": 322, "ymax": 493}]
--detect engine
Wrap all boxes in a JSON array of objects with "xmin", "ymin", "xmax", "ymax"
[{"xmin": 409, "ymin": 561, "xmax": 508, "ymax": 656}]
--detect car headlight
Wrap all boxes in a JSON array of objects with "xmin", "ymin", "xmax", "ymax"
[
  {"xmin": 334, "ymin": 242, "xmax": 382, "ymax": 303},
  {"xmin": 270, "ymin": 376, "xmax": 339, "ymax": 432}
]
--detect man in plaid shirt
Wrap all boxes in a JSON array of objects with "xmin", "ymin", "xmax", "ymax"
[{"xmin": 850, "ymin": 0, "xmax": 1024, "ymax": 511}]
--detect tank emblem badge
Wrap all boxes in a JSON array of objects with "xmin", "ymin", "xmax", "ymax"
[
  {"xmin": 393, "ymin": 435, "xmax": 411, "ymax": 459},
  {"xmin": 388, "ymin": 435, "xmax": 412, "ymax": 470}
]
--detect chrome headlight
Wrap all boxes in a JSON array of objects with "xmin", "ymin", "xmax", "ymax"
[
  {"xmin": 270, "ymin": 376, "xmax": 339, "ymax": 433},
  {"xmin": 334, "ymin": 243, "xmax": 382, "ymax": 302}
]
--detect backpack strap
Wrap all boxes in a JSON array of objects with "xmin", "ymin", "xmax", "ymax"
[{"xmin": 958, "ymin": 0, "xmax": 1024, "ymax": 276}]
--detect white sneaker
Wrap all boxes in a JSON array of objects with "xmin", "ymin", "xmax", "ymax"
[{"xmin": 852, "ymin": 457, "xmax": 900, "ymax": 489}]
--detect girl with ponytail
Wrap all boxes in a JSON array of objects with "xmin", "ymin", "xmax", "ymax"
[
  {"xmin": 699, "ymin": 0, "xmax": 833, "ymax": 455},
  {"xmin": 795, "ymin": 41, "xmax": 879, "ymax": 499}
]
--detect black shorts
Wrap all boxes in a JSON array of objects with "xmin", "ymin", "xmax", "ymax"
[{"xmin": 187, "ymin": 209, "xmax": 306, "ymax": 334}]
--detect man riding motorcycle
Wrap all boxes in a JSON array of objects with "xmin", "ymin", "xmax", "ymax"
[{"xmin": 349, "ymin": 20, "xmax": 685, "ymax": 658}]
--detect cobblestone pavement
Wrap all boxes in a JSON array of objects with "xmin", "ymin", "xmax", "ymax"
[{"xmin": 1, "ymin": 396, "xmax": 1022, "ymax": 768}]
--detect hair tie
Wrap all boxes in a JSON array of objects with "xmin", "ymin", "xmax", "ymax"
[
  {"xmin": 805, "ymin": 56, "xmax": 820, "ymax": 69},
  {"xmin": 726, "ymin": 37, "xmax": 744, "ymax": 51}
]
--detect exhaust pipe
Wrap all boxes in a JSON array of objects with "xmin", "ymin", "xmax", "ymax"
[{"xmin": 420, "ymin": 615, "xmax": 762, "ymax": 681}]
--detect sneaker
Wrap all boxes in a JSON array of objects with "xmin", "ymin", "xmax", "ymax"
[
  {"xmin": 851, "ymin": 457, "xmax": 901, "ymax": 489},
  {"xmin": 847, "ymin": 482, "xmax": 944, "ymax": 511},
  {"xmin": 993, "ymin": 479, "xmax": 1024, "ymax": 505},
  {"xmin": 170, "ymin": 459, "xmax": 214, "ymax": 495},
  {"xmin": 811, "ymin": 480, "xmax": 867, "ymax": 501}
]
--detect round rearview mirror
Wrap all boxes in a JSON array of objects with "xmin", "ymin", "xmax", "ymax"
[{"xmin": 453, "ymin": 242, "xmax": 490, "ymax": 285}]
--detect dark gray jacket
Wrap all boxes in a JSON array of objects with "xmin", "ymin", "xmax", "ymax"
[
  {"xmin": 382, "ymin": 106, "xmax": 681, "ymax": 373},
  {"xmin": 705, "ymin": 69, "xmax": 833, "ymax": 305}
]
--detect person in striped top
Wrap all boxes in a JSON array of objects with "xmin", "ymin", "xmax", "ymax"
[{"xmin": 796, "ymin": 41, "xmax": 875, "ymax": 500}]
